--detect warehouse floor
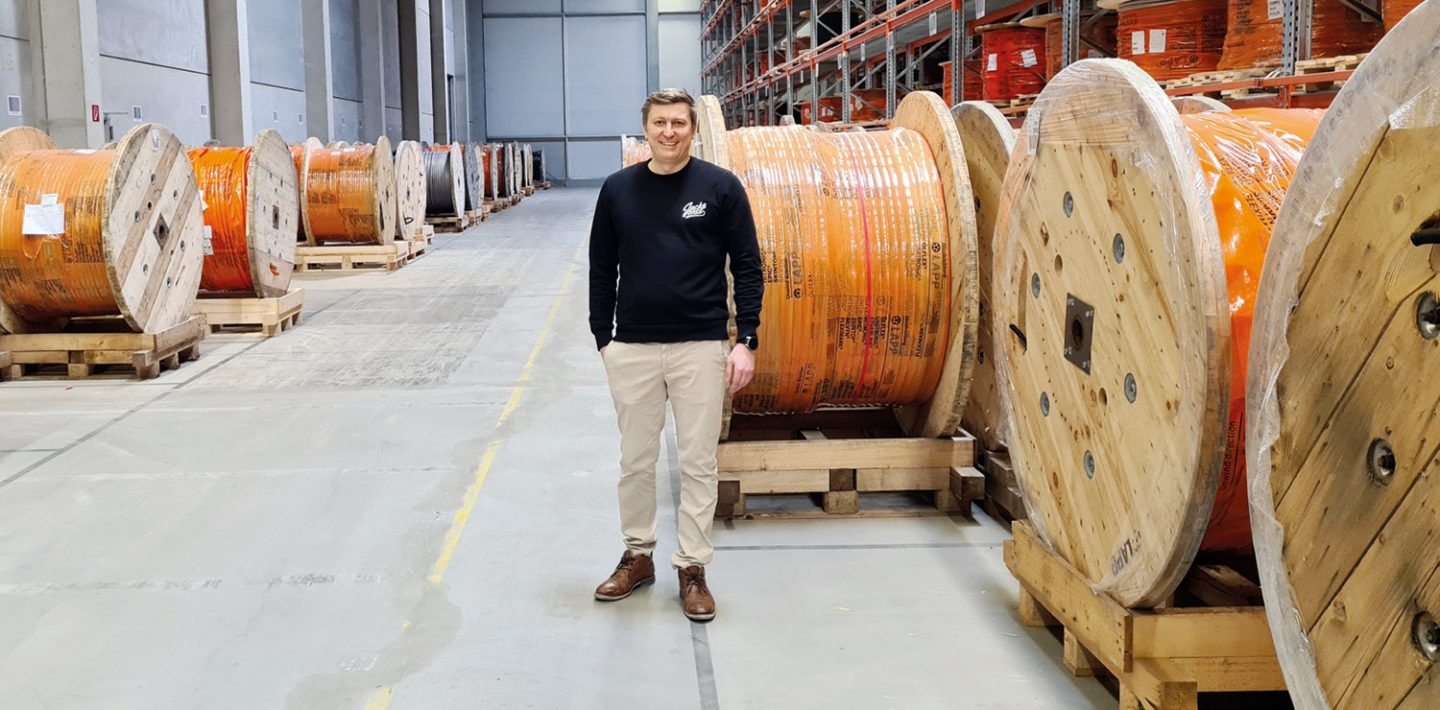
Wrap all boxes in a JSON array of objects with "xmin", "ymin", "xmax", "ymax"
[{"xmin": 0, "ymin": 188, "xmax": 1112, "ymax": 710}]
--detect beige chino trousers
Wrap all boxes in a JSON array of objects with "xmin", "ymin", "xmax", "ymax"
[{"xmin": 602, "ymin": 339, "xmax": 728, "ymax": 569}]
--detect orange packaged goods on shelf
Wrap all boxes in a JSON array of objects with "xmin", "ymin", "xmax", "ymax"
[
  {"xmin": 0, "ymin": 124, "xmax": 204, "ymax": 334},
  {"xmin": 1021, "ymin": 13, "xmax": 1119, "ymax": 81},
  {"xmin": 186, "ymin": 129, "xmax": 299, "ymax": 298},
  {"xmin": 979, "ymin": 24, "xmax": 1047, "ymax": 100},
  {"xmin": 993, "ymin": 60, "xmax": 1322, "ymax": 605},
  {"xmin": 1385, "ymin": 0, "xmax": 1423, "ymax": 28},
  {"xmin": 693, "ymin": 92, "xmax": 979, "ymax": 438},
  {"xmin": 1218, "ymin": 0, "xmax": 1382, "ymax": 70},
  {"xmin": 300, "ymin": 137, "xmax": 396, "ymax": 245},
  {"xmin": 1115, "ymin": 0, "xmax": 1228, "ymax": 80}
]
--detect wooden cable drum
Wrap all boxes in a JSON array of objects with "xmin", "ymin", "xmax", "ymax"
[
  {"xmin": 289, "ymin": 140, "xmax": 310, "ymax": 241},
  {"xmin": 1247, "ymin": 5, "xmax": 1440, "ymax": 706},
  {"xmin": 993, "ymin": 58, "xmax": 1323, "ymax": 607},
  {"xmin": 299, "ymin": 136, "xmax": 395, "ymax": 245},
  {"xmin": 1114, "ymin": 0, "xmax": 1229, "ymax": 81},
  {"xmin": 952, "ymin": 101, "xmax": 1017, "ymax": 454},
  {"xmin": 623, "ymin": 136, "xmax": 653, "ymax": 167},
  {"xmin": 186, "ymin": 128, "xmax": 298, "ymax": 298},
  {"xmin": 0, "ymin": 123, "xmax": 204, "ymax": 333},
  {"xmin": 423, "ymin": 143, "xmax": 463, "ymax": 217},
  {"xmin": 460, "ymin": 142, "xmax": 481, "ymax": 211},
  {"xmin": 393, "ymin": 140, "xmax": 427, "ymax": 239},
  {"xmin": 695, "ymin": 92, "xmax": 979, "ymax": 440},
  {"xmin": 1172, "ymin": 95, "xmax": 1232, "ymax": 114},
  {"xmin": 523, "ymin": 144, "xmax": 533, "ymax": 188}
]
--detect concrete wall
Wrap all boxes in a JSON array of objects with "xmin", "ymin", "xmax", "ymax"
[
  {"xmin": 97, "ymin": 0, "xmax": 212, "ymax": 145},
  {"xmin": 383, "ymin": 0, "xmax": 403, "ymax": 141},
  {"xmin": 331, "ymin": 0, "xmax": 364, "ymax": 141},
  {"xmin": 247, "ymin": 0, "xmax": 306, "ymax": 143},
  {"xmin": 0, "ymin": 1, "xmax": 35, "ymax": 131}
]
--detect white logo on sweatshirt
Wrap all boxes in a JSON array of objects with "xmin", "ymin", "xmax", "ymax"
[{"xmin": 681, "ymin": 201, "xmax": 708, "ymax": 219}]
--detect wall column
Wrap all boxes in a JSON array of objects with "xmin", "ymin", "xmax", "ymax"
[
  {"xmin": 33, "ymin": 0, "xmax": 104, "ymax": 148},
  {"xmin": 205, "ymin": 0, "xmax": 254, "ymax": 145},
  {"xmin": 302, "ymin": 0, "xmax": 334, "ymax": 141}
]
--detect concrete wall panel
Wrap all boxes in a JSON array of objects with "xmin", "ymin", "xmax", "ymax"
[
  {"xmin": 334, "ymin": 98, "xmax": 362, "ymax": 141},
  {"xmin": 98, "ymin": 0, "xmax": 209, "ymax": 74},
  {"xmin": 565, "ymin": 0, "xmax": 644, "ymax": 12},
  {"xmin": 247, "ymin": 0, "xmax": 304, "ymax": 90},
  {"xmin": 658, "ymin": 13, "xmax": 700, "ymax": 95},
  {"xmin": 565, "ymin": 15, "xmax": 645, "ymax": 136},
  {"xmin": 100, "ymin": 57, "xmax": 211, "ymax": 146},
  {"xmin": 385, "ymin": 106, "xmax": 402, "ymax": 140},
  {"xmin": 0, "ymin": 0, "xmax": 27, "ymax": 39},
  {"xmin": 331, "ymin": 0, "xmax": 363, "ymax": 101},
  {"xmin": 383, "ymin": 0, "xmax": 402, "ymax": 110},
  {"xmin": 249, "ymin": 83, "xmax": 309, "ymax": 143},
  {"xmin": 0, "ymin": 35, "xmax": 34, "ymax": 129},
  {"xmin": 484, "ymin": 0, "xmax": 560, "ymax": 12},
  {"xmin": 566, "ymin": 139, "xmax": 619, "ymax": 181},
  {"xmin": 483, "ymin": 16, "xmax": 563, "ymax": 138}
]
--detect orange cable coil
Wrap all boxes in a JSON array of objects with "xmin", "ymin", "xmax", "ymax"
[
  {"xmin": 1040, "ymin": 15, "xmax": 1119, "ymax": 80},
  {"xmin": 1218, "ymin": 0, "xmax": 1382, "ymax": 70},
  {"xmin": 303, "ymin": 142, "xmax": 388, "ymax": 244},
  {"xmin": 188, "ymin": 145, "xmax": 258, "ymax": 294},
  {"xmin": 0, "ymin": 150, "xmax": 118, "ymax": 322},
  {"xmin": 980, "ymin": 26, "xmax": 1048, "ymax": 101},
  {"xmin": 724, "ymin": 126, "xmax": 953, "ymax": 413},
  {"xmin": 622, "ymin": 136, "xmax": 652, "ymax": 167},
  {"xmin": 1177, "ymin": 107, "xmax": 1323, "ymax": 551},
  {"xmin": 1115, "ymin": 0, "xmax": 1229, "ymax": 81}
]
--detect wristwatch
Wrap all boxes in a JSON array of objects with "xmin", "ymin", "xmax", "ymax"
[{"xmin": 741, "ymin": 335, "xmax": 759, "ymax": 351}]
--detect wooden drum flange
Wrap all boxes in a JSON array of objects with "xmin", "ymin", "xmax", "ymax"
[
  {"xmin": 394, "ymin": 140, "xmax": 427, "ymax": 239},
  {"xmin": 244, "ymin": 129, "xmax": 300, "ymax": 298},
  {"xmin": 1247, "ymin": 6, "xmax": 1440, "ymax": 708},
  {"xmin": 993, "ymin": 59, "xmax": 1229, "ymax": 608}
]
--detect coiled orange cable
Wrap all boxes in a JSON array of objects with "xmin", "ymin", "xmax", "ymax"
[
  {"xmin": 1218, "ymin": 0, "xmax": 1382, "ymax": 70},
  {"xmin": 1116, "ymin": 0, "xmax": 1229, "ymax": 80},
  {"xmin": 188, "ymin": 145, "xmax": 256, "ymax": 294},
  {"xmin": 1384, "ymin": 0, "xmax": 1423, "ymax": 28},
  {"xmin": 304, "ymin": 143, "xmax": 384, "ymax": 244},
  {"xmin": 0, "ymin": 150, "xmax": 117, "ymax": 322},
  {"xmin": 622, "ymin": 137, "xmax": 652, "ymax": 167},
  {"xmin": 290, "ymin": 143, "xmax": 307, "ymax": 240},
  {"xmin": 980, "ymin": 26, "xmax": 1048, "ymax": 100},
  {"xmin": 725, "ymin": 126, "xmax": 951, "ymax": 414},
  {"xmin": 1177, "ymin": 107, "xmax": 1322, "ymax": 551}
]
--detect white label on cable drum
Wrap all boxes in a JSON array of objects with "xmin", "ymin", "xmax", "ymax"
[
  {"xmin": 987, "ymin": 53, "xmax": 998, "ymax": 72},
  {"xmin": 1150, "ymin": 29, "xmax": 1167, "ymax": 54},
  {"xmin": 203, "ymin": 225, "xmax": 214, "ymax": 256},
  {"xmin": 22, "ymin": 197, "xmax": 64, "ymax": 235},
  {"xmin": 1268, "ymin": 0, "xmax": 1283, "ymax": 20},
  {"xmin": 1021, "ymin": 49, "xmax": 1038, "ymax": 68},
  {"xmin": 1132, "ymin": 31, "xmax": 1146, "ymax": 56}
]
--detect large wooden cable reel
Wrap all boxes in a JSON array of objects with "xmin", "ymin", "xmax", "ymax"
[
  {"xmin": 0, "ymin": 123, "xmax": 205, "ymax": 334},
  {"xmin": 993, "ymin": 59, "xmax": 1230, "ymax": 608},
  {"xmin": 393, "ymin": 140, "xmax": 427, "ymax": 239},
  {"xmin": 953, "ymin": 101, "xmax": 1018, "ymax": 453},
  {"xmin": 695, "ymin": 92, "xmax": 979, "ymax": 441},
  {"xmin": 1248, "ymin": 5, "xmax": 1440, "ymax": 708},
  {"xmin": 200, "ymin": 128, "xmax": 299, "ymax": 298},
  {"xmin": 298, "ymin": 135, "xmax": 396, "ymax": 246}
]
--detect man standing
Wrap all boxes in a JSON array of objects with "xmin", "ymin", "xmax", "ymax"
[{"xmin": 588, "ymin": 89, "xmax": 763, "ymax": 622}]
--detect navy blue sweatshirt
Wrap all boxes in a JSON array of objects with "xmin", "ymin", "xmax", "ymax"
[{"xmin": 588, "ymin": 158, "xmax": 763, "ymax": 350}]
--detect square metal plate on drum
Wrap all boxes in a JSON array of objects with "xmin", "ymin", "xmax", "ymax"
[{"xmin": 1063, "ymin": 294, "xmax": 1094, "ymax": 375}]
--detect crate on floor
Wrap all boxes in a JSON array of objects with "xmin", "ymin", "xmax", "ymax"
[
  {"xmin": 717, "ymin": 409, "xmax": 983, "ymax": 519},
  {"xmin": 0, "ymin": 316, "xmax": 206, "ymax": 381},
  {"xmin": 980, "ymin": 449, "xmax": 1026, "ymax": 524},
  {"xmin": 485, "ymin": 198, "xmax": 506, "ymax": 213},
  {"xmin": 539, "ymin": 182, "xmax": 552, "ymax": 190},
  {"xmin": 426, "ymin": 213, "xmax": 470, "ymax": 233},
  {"xmin": 1006, "ymin": 521, "xmax": 1285, "ymax": 709},
  {"xmin": 404, "ymin": 229, "xmax": 432, "ymax": 259},
  {"xmin": 295, "ymin": 242, "xmax": 409, "ymax": 272},
  {"xmin": 192, "ymin": 288, "xmax": 305, "ymax": 337}
]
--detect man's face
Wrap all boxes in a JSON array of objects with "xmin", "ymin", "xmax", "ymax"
[{"xmin": 643, "ymin": 102, "xmax": 695, "ymax": 163}]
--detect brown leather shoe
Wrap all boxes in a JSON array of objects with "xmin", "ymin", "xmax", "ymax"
[
  {"xmin": 678, "ymin": 566, "xmax": 716, "ymax": 622},
  {"xmin": 594, "ymin": 551, "xmax": 656, "ymax": 601}
]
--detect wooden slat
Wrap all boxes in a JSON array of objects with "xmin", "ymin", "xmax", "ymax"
[
  {"xmin": 1132, "ymin": 607, "xmax": 1276, "ymax": 659},
  {"xmin": 1005, "ymin": 521, "xmax": 1132, "ymax": 671},
  {"xmin": 718, "ymin": 436, "xmax": 972, "ymax": 472}
]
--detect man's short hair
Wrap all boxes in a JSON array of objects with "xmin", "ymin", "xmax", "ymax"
[{"xmin": 642, "ymin": 88, "xmax": 697, "ymax": 126}]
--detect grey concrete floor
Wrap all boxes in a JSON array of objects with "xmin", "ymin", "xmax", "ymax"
[{"xmin": 0, "ymin": 188, "xmax": 1113, "ymax": 710}]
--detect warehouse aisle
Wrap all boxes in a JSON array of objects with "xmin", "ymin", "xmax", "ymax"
[{"xmin": 0, "ymin": 188, "xmax": 1110, "ymax": 709}]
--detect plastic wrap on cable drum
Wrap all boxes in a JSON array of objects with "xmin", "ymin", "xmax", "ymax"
[
  {"xmin": 621, "ymin": 136, "xmax": 651, "ymax": 167},
  {"xmin": 423, "ymin": 143, "xmax": 463, "ymax": 217},
  {"xmin": 185, "ymin": 128, "xmax": 300, "ymax": 298},
  {"xmin": 1218, "ymin": 0, "xmax": 1382, "ymax": 70},
  {"xmin": 297, "ymin": 137, "xmax": 397, "ymax": 245},
  {"xmin": 0, "ymin": 123, "xmax": 205, "ymax": 334},
  {"xmin": 1115, "ymin": 0, "xmax": 1228, "ymax": 80},
  {"xmin": 692, "ymin": 91, "xmax": 979, "ymax": 440},
  {"xmin": 978, "ymin": 24, "xmax": 1048, "ymax": 101},
  {"xmin": 993, "ymin": 58, "xmax": 1326, "ymax": 607}
]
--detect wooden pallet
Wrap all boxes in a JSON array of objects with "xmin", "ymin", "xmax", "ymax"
[
  {"xmin": 0, "ymin": 316, "xmax": 206, "ymax": 381},
  {"xmin": 522, "ymin": 186, "xmax": 535, "ymax": 196},
  {"xmin": 1292, "ymin": 54, "xmax": 1367, "ymax": 94},
  {"xmin": 1005, "ymin": 522, "xmax": 1285, "ymax": 709},
  {"xmin": 486, "ymin": 198, "xmax": 506, "ymax": 213},
  {"xmin": 295, "ymin": 242, "xmax": 408, "ymax": 272},
  {"xmin": 986, "ymin": 94, "xmax": 1036, "ymax": 109},
  {"xmin": 465, "ymin": 208, "xmax": 483, "ymax": 224},
  {"xmin": 716, "ymin": 410, "xmax": 983, "ymax": 519},
  {"xmin": 539, "ymin": 182, "xmax": 552, "ymax": 190},
  {"xmin": 980, "ymin": 449, "xmax": 1026, "ymax": 524},
  {"xmin": 426, "ymin": 213, "xmax": 471, "ymax": 233},
  {"xmin": 403, "ymin": 231, "xmax": 431, "ymax": 259},
  {"xmin": 1165, "ymin": 67, "xmax": 1272, "ymax": 89},
  {"xmin": 192, "ymin": 288, "xmax": 305, "ymax": 337}
]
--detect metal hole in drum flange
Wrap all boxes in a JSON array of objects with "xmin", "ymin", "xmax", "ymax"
[
  {"xmin": 1368, "ymin": 438, "xmax": 1396, "ymax": 486},
  {"xmin": 1417, "ymin": 292, "xmax": 1440, "ymax": 340},
  {"xmin": 1040, "ymin": 392, "xmax": 1050, "ymax": 416},
  {"xmin": 1031, "ymin": 273, "xmax": 1041, "ymax": 298},
  {"xmin": 1125, "ymin": 373, "xmax": 1137, "ymax": 403},
  {"xmin": 1113, "ymin": 234, "xmax": 1125, "ymax": 263},
  {"xmin": 1083, "ymin": 451, "xmax": 1094, "ymax": 479},
  {"xmin": 1414, "ymin": 612, "xmax": 1439, "ymax": 662},
  {"xmin": 1063, "ymin": 295, "xmax": 1095, "ymax": 375},
  {"xmin": 1063, "ymin": 192, "xmax": 1073, "ymax": 218}
]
